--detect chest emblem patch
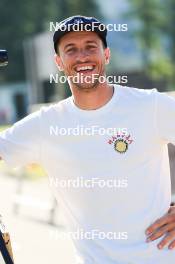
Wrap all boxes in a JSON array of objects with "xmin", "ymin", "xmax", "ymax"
[{"xmin": 107, "ymin": 133, "xmax": 134, "ymax": 154}]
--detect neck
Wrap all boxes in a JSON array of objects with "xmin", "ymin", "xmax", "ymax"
[{"xmin": 70, "ymin": 83, "xmax": 114, "ymax": 110}]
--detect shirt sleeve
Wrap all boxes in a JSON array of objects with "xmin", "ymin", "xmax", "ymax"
[
  {"xmin": 156, "ymin": 91, "xmax": 175, "ymax": 145},
  {"xmin": 0, "ymin": 110, "xmax": 42, "ymax": 168}
]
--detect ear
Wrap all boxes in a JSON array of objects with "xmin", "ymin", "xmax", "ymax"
[
  {"xmin": 54, "ymin": 54, "xmax": 64, "ymax": 71},
  {"xmin": 104, "ymin": 47, "xmax": 110, "ymax": 65}
]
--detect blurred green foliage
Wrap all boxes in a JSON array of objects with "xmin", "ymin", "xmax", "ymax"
[{"xmin": 128, "ymin": 0, "xmax": 175, "ymax": 89}]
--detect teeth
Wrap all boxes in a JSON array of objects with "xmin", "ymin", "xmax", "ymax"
[{"xmin": 76, "ymin": 66, "xmax": 93, "ymax": 72}]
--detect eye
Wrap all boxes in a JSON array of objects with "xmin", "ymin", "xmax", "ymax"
[
  {"xmin": 86, "ymin": 45, "xmax": 97, "ymax": 50},
  {"xmin": 65, "ymin": 47, "xmax": 77, "ymax": 54}
]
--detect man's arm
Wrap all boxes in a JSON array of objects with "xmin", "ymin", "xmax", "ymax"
[
  {"xmin": 0, "ymin": 110, "xmax": 42, "ymax": 168},
  {"xmin": 145, "ymin": 91, "xmax": 175, "ymax": 250},
  {"xmin": 145, "ymin": 205, "xmax": 175, "ymax": 250}
]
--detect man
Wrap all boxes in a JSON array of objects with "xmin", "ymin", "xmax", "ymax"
[{"xmin": 0, "ymin": 15, "xmax": 175, "ymax": 263}]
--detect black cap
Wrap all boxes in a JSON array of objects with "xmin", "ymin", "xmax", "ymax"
[{"xmin": 53, "ymin": 15, "xmax": 107, "ymax": 53}]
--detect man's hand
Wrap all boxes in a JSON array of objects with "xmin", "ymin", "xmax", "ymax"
[{"xmin": 145, "ymin": 205, "xmax": 175, "ymax": 250}]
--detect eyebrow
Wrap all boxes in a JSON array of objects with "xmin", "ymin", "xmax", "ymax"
[
  {"xmin": 85, "ymin": 40, "xmax": 98, "ymax": 45},
  {"xmin": 63, "ymin": 40, "xmax": 98, "ymax": 51}
]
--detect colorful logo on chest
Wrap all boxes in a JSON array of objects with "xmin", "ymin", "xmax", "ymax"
[{"xmin": 107, "ymin": 133, "xmax": 134, "ymax": 154}]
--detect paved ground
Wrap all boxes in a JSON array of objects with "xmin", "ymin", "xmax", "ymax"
[{"xmin": 0, "ymin": 171, "xmax": 77, "ymax": 264}]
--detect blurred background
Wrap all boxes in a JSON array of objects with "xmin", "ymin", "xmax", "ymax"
[{"xmin": 0, "ymin": 0, "xmax": 175, "ymax": 263}]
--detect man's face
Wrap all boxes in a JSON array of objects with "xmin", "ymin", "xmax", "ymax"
[{"xmin": 55, "ymin": 31, "xmax": 110, "ymax": 91}]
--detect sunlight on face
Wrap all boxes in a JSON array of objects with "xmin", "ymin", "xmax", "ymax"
[{"xmin": 55, "ymin": 31, "xmax": 110, "ymax": 91}]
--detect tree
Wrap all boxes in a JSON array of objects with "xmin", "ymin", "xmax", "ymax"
[
  {"xmin": 128, "ymin": 0, "xmax": 173, "ymax": 83},
  {"xmin": 163, "ymin": 0, "xmax": 175, "ymax": 89}
]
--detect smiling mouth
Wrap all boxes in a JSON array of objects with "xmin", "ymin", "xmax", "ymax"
[{"xmin": 74, "ymin": 65, "xmax": 96, "ymax": 74}]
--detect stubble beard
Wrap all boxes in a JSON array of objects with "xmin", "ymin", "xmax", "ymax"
[
  {"xmin": 71, "ymin": 69, "xmax": 106, "ymax": 92},
  {"xmin": 73, "ymin": 77, "xmax": 99, "ymax": 91}
]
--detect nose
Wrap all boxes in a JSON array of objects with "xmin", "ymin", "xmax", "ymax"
[{"xmin": 75, "ymin": 48, "xmax": 89, "ymax": 62}]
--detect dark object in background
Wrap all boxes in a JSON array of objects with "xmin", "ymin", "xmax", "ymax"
[
  {"xmin": 0, "ymin": 50, "xmax": 8, "ymax": 67},
  {"xmin": 13, "ymin": 93, "xmax": 27, "ymax": 120},
  {"xmin": 0, "ymin": 215, "xmax": 14, "ymax": 264}
]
